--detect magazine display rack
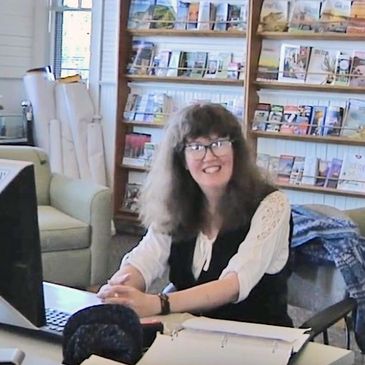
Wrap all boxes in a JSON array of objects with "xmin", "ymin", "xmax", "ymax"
[
  {"xmin": 245, "ymin": 0, "xmax": 365, "ymax": 200},
  {"xmin": 114, "ymin": 1, "xmax": 246, "ymax": 225}
]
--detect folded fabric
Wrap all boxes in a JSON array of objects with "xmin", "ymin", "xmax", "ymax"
[
  {"xmin": 62, "ymin": 304, "xmax": 143, "ymax": 365},
  {"xmin": 291, "ymin": 204, "xmax": 365, "ymax": 352}
]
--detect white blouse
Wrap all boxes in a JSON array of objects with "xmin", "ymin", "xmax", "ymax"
[{"xmin": 120, "ymin": 190, "xmax": 291, "ymax": 303}]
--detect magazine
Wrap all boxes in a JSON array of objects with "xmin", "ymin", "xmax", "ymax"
[
  {"xmin": 280, "ymin": 105, "xmax": 299, "ymax": 134},
  {"xmin": 325, "ymin": 158, "xmax": 343, "ymax": 189},
  {"xmin": 308, "ymin": 105, "xmax": 327, "ymax": 135},
  {"xmin": 333, "ymin": 52, "xmax": 352, "ymax": 86},
  {"xmin": 122, "ymin": 183, "xmax": 143, "ymax": 213},
  {"xmin": 288, "ymin": 1, "xmax": 321, "ymax": 33},
  {"xmin": 278, "ymin": 44, "xmax": 311, "ymax": 83},
  {"xmin": 315, "ymin": 159, "xmax": 331, "ymax": 187},
  {"xmin": 197, "ymin": 1, "xmax": 215, "ymax": 30},
  {"xmin": 150, "ymin": 0, "xmax": 177, "ymax": 29},
  {"xmin": 322, "ymin": 106, "xmax": 344, "ymax": 136},
  {"xmin": 266, "ymin": 104, "xmax": 284, "ymax": 132},
  {"xmin": 174, "ymin": 1, "xmax": 189, "ymax": 30},
  {"xmin": 305, "ymin": 48, "xmax": 336, "ymax": 85},
  {"xmin": 319, "ymin": 0, "xmax": 352, "ymax": 33},
  {"xmin": 349, "ymin": 51, "xmax": 365, "ymax": 88},
  {"xmin": 257, "ymin": 43, "xmax": 280, "ymax": 81},
  {"xmin": 301, "ymin": 156, "xmax": 319, "ymax": 185},
  {"xmin": 341, "ymin": 98, "xmax": 365, "ymax": 139},
  {"xmin": 127, "ymin": 40, "xmax": 155, "ymax": 75},
  {"xmin": 127, "ymin": 0, "xmax": 154, "ymax": 29},
  {"xmin": 337, "ymin": 153, "xmax": 365, "ymax": 192},
  {"xmin": 187, "ymin": 2, "xmax": 200, "ymax": 30},
  {"xmin": 123, "ymin": 132, "xmax": 152, "ymax": 166},
  {"xmin": 289, "ymin": 156, "xmax": 305, "ymax": 185},
  {"xmin": 214, "ymin": 3, "xmax": 229, "ymax": 31},
  {"xmin": 252, "ymin": 103, "xmax": 271, "ymax": 131},
  {"xmin": 347, "ymin": 1, "xmax": 365, "ymax": 34},
  {"xmin": 258, "ymin": 0, "xmax": 289, "ymax": 32},
  {"xmin": 277, "ymin": 154, "xmax": 295, "ymax": 183}
]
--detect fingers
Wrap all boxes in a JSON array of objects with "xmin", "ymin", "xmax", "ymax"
[{"xmin": 97, "ymin": 284, "xmax": 131, "ymax": 299}]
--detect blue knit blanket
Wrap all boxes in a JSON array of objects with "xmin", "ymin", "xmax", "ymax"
[{"xmin": 291, "ymin": 205, "xmax": 365, "ymax": 352}]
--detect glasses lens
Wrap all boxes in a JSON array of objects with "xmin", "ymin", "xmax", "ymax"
[
  {"xmin": 185, "ymin": 144, "xmax": 205, "ymax": 160},
  {"xmin": 211, "ymin": 140, "xmax": 232, "ymax": 156}
]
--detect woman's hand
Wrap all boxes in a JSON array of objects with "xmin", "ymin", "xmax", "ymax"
[{"xmin": 97, "ymin": 284, "xmax": 160, "ymax": 318}]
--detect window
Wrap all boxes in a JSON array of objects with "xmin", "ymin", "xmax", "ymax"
[{"xmin": 51, "ymin": 0, "xmax": 92, "ymax": 81}]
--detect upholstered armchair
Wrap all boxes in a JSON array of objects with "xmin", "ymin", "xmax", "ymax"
[{"xmin": 0, "ymin": 145, "xmax": 112, "ymax": 288}]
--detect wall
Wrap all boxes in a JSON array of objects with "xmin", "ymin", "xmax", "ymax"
[
  {"xmin": 0, "ymin": 0, "xmax": 49, "ymax": 112},
  {"xmin": 0, "ymin": 0, "xmax": 119, "ymax": 187}
]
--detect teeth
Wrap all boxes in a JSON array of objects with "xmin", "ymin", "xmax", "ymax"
[{"xmin": 203, "ymin": 166, "xmax": 220, "ymax": 173}]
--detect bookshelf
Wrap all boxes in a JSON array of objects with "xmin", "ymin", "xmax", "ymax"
[
  {"xmin": 114, "ymin": 1, "xmax": 246, "ymax": 227},
  {"xmin": 245, "ymin": 0, "xmax": 365, "ymax": 204}
]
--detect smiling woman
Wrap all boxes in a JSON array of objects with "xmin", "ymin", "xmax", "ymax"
[{"xmin": 98, "ymin": 102, "xmax": 293, "ymax": 328}]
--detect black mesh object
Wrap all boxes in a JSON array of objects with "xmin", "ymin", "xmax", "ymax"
[{"xmin": 62, "ymin": 304, "xmax": 143, "ymax": 365}]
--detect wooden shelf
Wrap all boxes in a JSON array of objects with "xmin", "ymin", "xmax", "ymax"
[
  {"xmin": 127, "ymin": 75, "xmax": 244, "ymax": 86},
  {"xmin": 254, "ymin": 80, "xmax": 365, "ymax": 94},
  {"xmin": 259, "ymin": 31, "xmax": 365, "ymax": 41},
  {"xmin": 277, "ymin": 182, "xmax": 365, "ymax": 199},
  {"xmin": 250, "ymin": 131, "xmax": 365, "ymax": 146},
  {"xmin": 120, "ymin": 163, "xmax": 149, "ymax": 172},
  {"xmin": 129, "ymin": 29, "xmax": 245, "ymax": 38},
  {"xmin": 123, "ymin": 120, "xmax": 166, "ymax": 129}
]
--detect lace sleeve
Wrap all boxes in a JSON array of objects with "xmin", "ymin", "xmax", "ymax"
[{"xmin": 220, "ymin": 191, "xmax": 291, "ymax": 303}]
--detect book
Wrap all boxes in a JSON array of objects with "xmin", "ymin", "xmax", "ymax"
[
  {"xmin": 256, "ymin": 153, "xmax": 271, "ymax": 179},
  {"xmin": 308, "ymin": 105, "xmax": 327, "ymax": 135},
  {"xmin": 267, "ymin": 155, "xmax": 280, "ymax": 181},
  {"xmin": 122, "ymin": 183, "xmax": 142, "ymax": 212},
  {"xmin": 295, "ymin": 105, "xmax": 312, "ymax": 135},
  {"xmin": 277, "ymin": 154, "xmax": 295, "ymax": 183},
  {"xmin": 238, "ymin": 1, "xmax": 248, "ymax": 31},
  {"xmin": 123, "ymin": 93, "xmax": 141, "ymax": 121},
  {"xmin": 341, "ymin": 98, "xmax": 365, "ymax": 139},
  {"xmin": 280, "ymin": 105, "xmax": 299, "ymax": 134},
  {"xmin": 278, "ymin": 44, "xmax": 311, "ymax": 83},
  {"xmin": 288, "ymin": 1, "xmax": 321, "ymax": 33},
  {"xmin": 258, "ymin": 0, "xmax": 289, "ymax": 32},
  {"xmin": 166, "ymin": 50, "xmax": 183, "ymax": 77},
  {"xmin": 333, "ymin": 52, "xmax": 352, "ymax": 86},
  {"xmin": 252, "ymin": 103, "xmax": 271, "ymax": 131},
  {"xmin": 214, "ymin": 3, "xmax": 229, "ymax": 31},
  {"xmin": 226, "ymin": 4, "xmax": 241, "ymax": 31},
  {"xmin": 151, "ymin": 49, "xmax": 171, "ymax": 76},
  {"xmin": 289, "ymin": 156, "xmax": 305, "ymax": 185},
  {"xmin": 138, "ymin": 317, "xmax": 310, "ymax": 365},
  {"xmin": 227, "ymin": 62, "xmax": 240, "ymax": 80},
  {"xmin": 174, "ymin": 1, "xmax": 190, "ymax": 30},
  {"xmin": 197, "ymin": 1, "xmax": 215, "ymax": 30},
  {"xmin": 127, "ymin": 40, "xmax": 155, "ymax": 75},
  {"xmin": 186, "ymin": 2, "xmax": 199, "ymax": 30},
  {"xmin": 214, "ymin": 52, "xmax": 232, "ymax": 79},
  {"xmin": 182, "ymin": 52, "xmax": 207, "ymax": 78},
  {"xmin": 266, "ymin": 104, "xmax": 284, "ymax": 132},
  {"xmin": 319, "ymin": 0, "xmax": 352, "ymax": 33},
  {"xmin": 257, "ymin": 43, "xmax": 280, "ymax": 81},
  {"xmin": 305, "ymin": 47, "xmax": 336, "ymax": 85},
  {"xmin": 347, "ymin": 1, "xmax": 365, "ymax": 34},
  {"xmin": 337, "ymin": 152, "xmax": 365, "ymax": 192},
  {"xmin": 349, "ymin": 51, "xmax": 365, "ymax": 87},
  {"xmin": 325, "ymin": 157, "xmax": 343, "ymax": 188},
  {"xmin": 322, "ymin": 105, "xmax": 344, "ymax": 136},
  {"xmin": 123, "ymin": 132, "xmax": 152, "ymax": 166},
  {"xmin": 315, "ymin": 159, "xmax": 331, "ymax": 187},
  {"xmin": 301, "ymin": 156, "xmax": 319, "ymax": 185},
  {"xmin": 150, "ymin": 0, "xmax": 177, "ymax": 29},
  {"xmin": 143, "ymin": 141, "xmax": 159, "ymax": 167},
  {"xmin": 203, "ymin": 54, "xmax": 219, "ymax": 79},
  {"xmin": 127, "ymin": 0, "xmax": 154, "ymax": 29}
]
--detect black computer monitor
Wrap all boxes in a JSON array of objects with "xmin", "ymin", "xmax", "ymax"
[{"xmin": 0, "ymin": 158, "xmax": 46, "ymax": 327}]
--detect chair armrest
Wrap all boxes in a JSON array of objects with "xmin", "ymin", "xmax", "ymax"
[
  {"xmin": 344, "ymin": 208, "xmax": 365, "ymax": 237},
  {"xmin": 49, "ymin": 173, "xmax": 112, "ymax": 285},
  {"xmin": 300, "ymin": 297, "xmax": 357, "ymax": 341}
]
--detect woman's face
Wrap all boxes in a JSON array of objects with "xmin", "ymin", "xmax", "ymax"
[{"xmin": 184, "ymin": 135, "xmax": 234, "ymax": 197}]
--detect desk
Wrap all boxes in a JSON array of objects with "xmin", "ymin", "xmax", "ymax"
[{"xmin": 0, "ymin": 283, "xmax": 355, "ymax": 365}]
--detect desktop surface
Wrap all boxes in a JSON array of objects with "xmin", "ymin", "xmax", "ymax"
[{"xmin": 0, "ymin": 283, "xmax": 355, "ymax": 365}]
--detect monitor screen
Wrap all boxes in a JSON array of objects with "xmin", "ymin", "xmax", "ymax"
[{"xmin": 0, "ymin": 158, "xmax": 46, "ymax": 327}]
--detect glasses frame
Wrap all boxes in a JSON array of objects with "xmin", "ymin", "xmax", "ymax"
[{"xmin": 184, "ymin": 137, "xmax": 233, "ymax": 161}]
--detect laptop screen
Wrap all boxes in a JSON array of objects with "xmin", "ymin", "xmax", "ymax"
[{"xmin": 0, "ymin": 159, "xmax": 46, "ymax": 328}]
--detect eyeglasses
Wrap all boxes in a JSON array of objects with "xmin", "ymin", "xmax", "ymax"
[{"xmin": 184, "ymin": 138, "xmax": 233, "ymax": 161}]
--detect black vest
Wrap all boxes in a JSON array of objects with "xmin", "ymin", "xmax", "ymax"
[{"xmin": 168, "ymin": 216, "xmax": 293, "ymax": 327}]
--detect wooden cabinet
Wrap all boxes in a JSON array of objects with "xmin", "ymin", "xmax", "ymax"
[
  {"xmin": 244, "ymin": 0, "xmax": 365, "ymax": 202},
  {"xmin": 114, "ymin": 1, "xmax": 246, "ymax": 227}
]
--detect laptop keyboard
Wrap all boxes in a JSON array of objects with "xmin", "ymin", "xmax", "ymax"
[{"xmin": 45, "ymin": 307, "xmax": 71, "ymax": 333}]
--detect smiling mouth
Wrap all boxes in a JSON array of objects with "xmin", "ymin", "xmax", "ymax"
[{"xmin": 203, "ymin": 166, "xmax": 221, "ymax": 174}]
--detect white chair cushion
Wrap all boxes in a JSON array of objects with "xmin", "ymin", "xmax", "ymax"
[{"xmin": 38, "ymin": 205, "xmax": 90, "ymax": 252}]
